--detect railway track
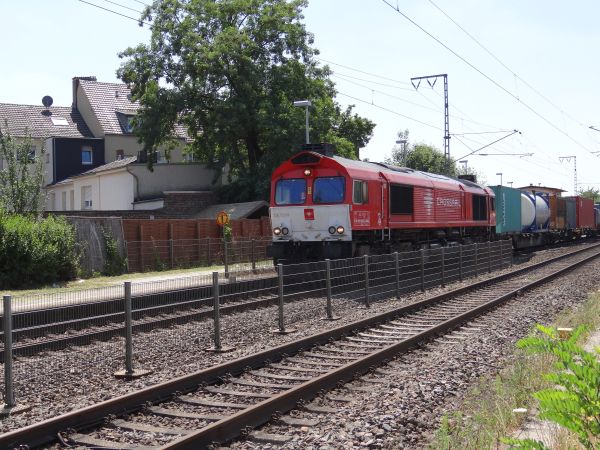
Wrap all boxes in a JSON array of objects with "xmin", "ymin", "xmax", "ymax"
[{"xmin": 1, "ymin": 242, "xmax": 599, "ymax": 449}]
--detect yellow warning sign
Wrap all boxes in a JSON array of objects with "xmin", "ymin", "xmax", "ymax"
[{"xmin": 216, "ymin": 211, "xmax": 230, "ymax": 227}]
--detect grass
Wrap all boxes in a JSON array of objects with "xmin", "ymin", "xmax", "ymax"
[
  {"xmin": 2, "ymin": 262, "xmax": 251, "ymax": 297},
  {"xmin": 429, "ymin": 290, "xmax": 600, "ymax": 450}
]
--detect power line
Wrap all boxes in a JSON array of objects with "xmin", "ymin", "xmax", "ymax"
[
  {"xmin": 379, "ymin": 0, "xmax": 595, "ymax": 156},
  {"xmin": 78, "ymin": 0, "xmax": 151, "ymax": 26},
  {"xmin": 337, "ymin": 91, "xmax": 442, "ymax": 131},
  {"xmin": 316, "ymin": 57, "xmax": 412, "ymax": 86},
  {"xmin": 330, "ymin": 71, "xmax": 414, "ymax": 90},
  {"xmin": 99, "ymin": 0, "xmax": 142, "ymax": 14},
  {"xmin": 426, "ymin": 0, "xmax": 588, "ymax": 131}
]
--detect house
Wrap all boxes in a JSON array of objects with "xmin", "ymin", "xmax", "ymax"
[
  {"xmin": 0, "ymin": 76, "xmax": 220, "ymax": 215},
  {"xmin": 49, "ymin": 156, "xmax": 216, "ymax": 212}
]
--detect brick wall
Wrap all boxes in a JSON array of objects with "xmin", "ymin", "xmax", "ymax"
[{"xmin": 162, "ymin": 191, "xmax": 217, "ymax": 215}]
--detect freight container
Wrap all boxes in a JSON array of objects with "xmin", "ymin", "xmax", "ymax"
[
  {"xmin": 565, "ymin": 197, "xmax": 576, "ymax": 229},
  {"xmin": 490, "ymin": 185, "xmax": 521, "ymax": 234},
  {"xmin": 549, "ymin": 195, "xmax": 567, "ymax": 230},
  {"xmin": 556, "ymin": 197, "xmax": 567, "ymax": 230},
  {"xmin": 595, "ymin": 206, "xmax": 600, "ymax": 228},
  {"xmin": 574, "ymin": 196, "xmax": 595, "ymax": 228}
]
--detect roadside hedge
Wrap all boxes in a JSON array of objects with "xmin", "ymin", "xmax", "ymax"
[{"xmin": 0, "ymin": 214, "xmax": 79, "ymax": 288}]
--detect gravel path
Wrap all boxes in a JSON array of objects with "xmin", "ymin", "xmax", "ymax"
[{"xmin": 0, "ymin": 243, "xmax": 596, "ymax": 440}]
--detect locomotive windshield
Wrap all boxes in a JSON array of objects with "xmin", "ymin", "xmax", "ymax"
[
  {"xmin": 313, "ymin": 177, "xmax": 345, "ymax": 203},
  {"xmin": 275, "ymin": 178, "xmax": 307, "ymax": 205}
]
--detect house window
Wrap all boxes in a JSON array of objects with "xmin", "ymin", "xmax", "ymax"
[
  {"xmin": 61, "ymin": 191, "xmax": 67, "ymax": 211},
  {"xmin": 353, "ymin": 180, "xmax": 369, "ymax": 204},
  {"xmin": 82, "ymin": 146, "xmax": 93, "ymax": 165},
  {"xmin": 28, "ymin": 146, "xmax": 36, "ymax": 162},
  {"xmin": 69, "ymin": 190, "xmax": 74, "ymax": 210},
  {"xmin": 116, "ymin": 149, "xmax": 124, "ymax": 160},
  {"xmin": 81, "ymin": 185, "xmax": 92, "ymax": 210},
  {"xmin": 116, "ymin": 112, "xmax": 136, "ymax": 134}
]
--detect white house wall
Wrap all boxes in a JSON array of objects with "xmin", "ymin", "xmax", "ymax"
[
  {"xmin": 130, "ymin": 163, "xmax": 215, "ymax": 199},
  {"xmin": 83, "ymin": 170, "xmax": 134, "ymax": 210}
]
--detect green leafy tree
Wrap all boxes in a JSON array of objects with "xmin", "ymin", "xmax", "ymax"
[
  {"xmin": 504, "ymin": 325, "xmax": 600, "ymax": 450},
  {"xmin": 0, "ymin": 125, "xmax": 45, "ymax": 215},
  {"xmin": 579, "ymin": 186, "xmax": 600, "ymax": 203},
  {"xmin": 117, "ymin": 0, "xmax": 374, "ymax": 201},
  {"xmin": 386, "ymin": 130, "xmax": 455, "ymax": 175}
]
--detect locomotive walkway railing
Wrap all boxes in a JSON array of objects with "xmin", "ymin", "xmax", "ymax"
[{"xmin": 0, "ymin": 240, "xmax": 513, "ymax": 413}]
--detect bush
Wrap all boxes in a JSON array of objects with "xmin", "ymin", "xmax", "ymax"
[
  {"xmin": 0, "ymin": 214, "xmax": 79, "ymax": 288},
  {"xmin": 101, "ymin": 227, "xmax": 127, "ymax": 276}
]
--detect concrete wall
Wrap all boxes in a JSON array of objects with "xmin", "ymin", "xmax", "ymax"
[{"xmin": 130, "ymin": 163, "xmax": 215, "ymax": 199}]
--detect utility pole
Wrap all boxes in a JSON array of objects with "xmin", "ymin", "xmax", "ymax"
[
  {"xmin": 411, "ymin": 74, "xmax": 450, "ymax": 166},
  {"xmin": 559, "ymin": 155, "xmax": 577, "ymax": 195}
]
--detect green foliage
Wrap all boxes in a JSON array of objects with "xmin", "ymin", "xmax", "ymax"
[
  {"xmin": 101, "ymin": 228, "xmax": 128, "ymax": 276},
  {"xmin": 117, "ymin": 0, "xmax": 374, "ymax": 202},
  {"xmin": 0, "ymin": 124, "xmax": 46, "ymax": 215},
  {"xmin": 579, "ymin": 186, "xmax": 600, "ymax": 202},
  {"xmin": 0, "ymin": 214, "xmax": 79, "ymax": 288},
  {"xmin": 505, "ymin": 325, "xmax": 600, "ymax": 449},
  {"xmin": 386, "ymin": 130, "xmax": 456, "ymax": 175},
  {"xmin": 222, "ymin": 222, "xmax": 233, "ymax": 242}
]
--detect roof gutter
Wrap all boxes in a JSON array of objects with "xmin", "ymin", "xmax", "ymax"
[{"xmin": 126, "ymin": 165, "xmax": 140, "ymax": 203}]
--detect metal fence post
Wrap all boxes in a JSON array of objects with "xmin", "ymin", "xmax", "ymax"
[
  {"xmin": 206, "ymin": 272, "xmax": 234, "ymax": 352},
  {"xmin": 3, "ymin": 295, "xmax": 15, "ymax": 409},
  {"xmin": 323, "ymin": 259, "xmax": 340, "ymax": 320},
  {"xmin": 509, "ymin": 241, "xmax": 513, "ymax": 267},
  {"xmin": 499, "ymin": 240, "xmax": 503, "ymax": 269},
  {"xmin": 441, "ymin": 247, "xmax": 445, "ymax": 287},
  {"xmin": 420, "ymin": 248, "xmax": 425, "ymax": 292},
  {"xmin": 394, "ymin": 251, "xmax": 400, "ymax": 299},
  {"xmin": 272, "ymin": 264, "xmax": 296, "ymax": 334},
  {"xmin": 459, "ymin": 245, "xmax": 463, "ymax": 282},
  {"xmin": 364, "ymin": 254, "xmax": 370, "ymax": 308},
  {"xmin": 488, "ymin": 241, "xmax": 492, "ymax": 273},
  {"xmin": 124, "ymin": 282, "xmax": 133, "ymax": 374},
  {"xmin": 206, "ymin": 237, "xmax": 212, "ymax": 266},
  {"xmin": 251, "ymin": 239, "xmax": 256, "ymax": 273},
  {"xmin": 115, "ymin": 282, "xmax": 151, "ymax": 378},
  {"xmin": 224, "ymin": 240, "xmax": 230, "ymax": 279},
  {"xmin": 474, "ymin": 244, "xmax": 479, "ymax": 277}
]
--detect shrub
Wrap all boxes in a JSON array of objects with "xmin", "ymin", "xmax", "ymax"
[
  {"xmin": 0, "ymin": 214, "xmax": 79, "ymax": 288},
  {"xmin": 101, "ymin": 227, "xmax": 127, "ymax": 276}
]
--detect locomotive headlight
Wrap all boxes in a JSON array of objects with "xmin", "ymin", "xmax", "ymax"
[
  {"xmin": 336, "ymin": 226, "xmax": 345, "ymax": 234},
  {"xmin": 281, "ymin": 227, "xmax": 289, "ymax": 235},
  {"xmin": 303, "ymin": 168, "xmax": 312, "ymax": 176},
  {"xmin": 328, "ymin": 226, "xmax": 336, "ymax": 235},
  {"xmin": 273, "ymin": 227, "xmax": 282, "ymax": 235}
]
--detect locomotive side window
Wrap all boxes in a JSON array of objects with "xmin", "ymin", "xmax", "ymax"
[
  {"xmin": 490, "ymin": 197, "xmax": 495, "ymax": 211},
  {"xmin": 353, "ymin": 180, "xmax": 369, "ymax": 204},
  {"xmin": 275, "ymin": 178, "xmax": 307, "ymax": 205},
  {"xmin": 472, "ymin": 194, "xmax": 488, "ymax": 220},
  {"xmin": 313, "ymin": 177, "xmax": 345, "ymax": 203},
  {"xmin": 390, "ymin": 184, "xmax": 413, "ymax": 214}
]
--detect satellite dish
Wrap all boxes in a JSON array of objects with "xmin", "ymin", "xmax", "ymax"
[{"xmin": 42, "ymin": 96, "xmax": 53, "ymax": 108}]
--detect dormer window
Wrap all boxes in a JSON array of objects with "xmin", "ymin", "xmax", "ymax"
[{"xmin": 116, "ymin": 112, "xmax": 136, "ymax": 134}]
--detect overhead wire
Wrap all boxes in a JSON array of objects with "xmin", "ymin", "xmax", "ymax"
[
  {"xmin": 379, "ymin": 0, "xmax": 596, "ymax": 156},
  {"xmin": 78, "ymin": 0, "xmax": 152, "ymax": 26},
  {"xmin": 426, "ymin": 0, "xmax": 589, "ymax": 131}
]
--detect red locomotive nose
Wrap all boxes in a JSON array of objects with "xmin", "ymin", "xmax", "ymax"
[{"xmin": 304, "ymin": 208, "xmax": 315, "ymax": 220}]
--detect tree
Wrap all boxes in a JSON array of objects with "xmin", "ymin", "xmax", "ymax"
[
  {"xmin": 579, "ymin": 186, "xmax": 599, "ymax": 203},
  {"xmin": 386, "ymin": 130, "xmax": 456, "ymax": 175},
  {"xmin": 0, "ymin": 126, "xmax": 45, "ymax": 215},
  {"xmin": 117, "ymin": 0, "xmax": 374, "ymax": 201}
]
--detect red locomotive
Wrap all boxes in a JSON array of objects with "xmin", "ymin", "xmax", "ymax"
[{"xmin": 268, "ymin": 144, "xmax": 496, "ymax": 262}]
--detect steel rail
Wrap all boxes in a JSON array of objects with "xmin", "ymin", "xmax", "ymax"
[{"xmin": 1, "ymin": 245, "xmax": 598, "ymax": 449}]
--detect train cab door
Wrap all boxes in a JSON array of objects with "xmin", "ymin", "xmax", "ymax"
[{"xmin": 378, "ymin": 172, "xmax": 390, "ymax": 238}]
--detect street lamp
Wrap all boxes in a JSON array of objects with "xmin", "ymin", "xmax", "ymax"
[
  {"xmin": 508, "ymin": 181, "xmax": 513, "ymax": 187},
  {"xmin": 458, "ymin": 160, "xmax": 468, "ymax": 170},
  {"xmin": 496, "ymin": 172, "xmax": 503, "ymax": 186},
  {"xmin": 395, "ymin": 138, "xmax": 408, "ymax": 164},
  {"xmin": 293, "ymin": 100, "xmax": 311, "ymax": 144}
]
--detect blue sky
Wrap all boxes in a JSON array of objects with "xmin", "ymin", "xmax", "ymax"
[{"xmin": 2, "ymin": 0, "xmax": 599, "ymax": 194}]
